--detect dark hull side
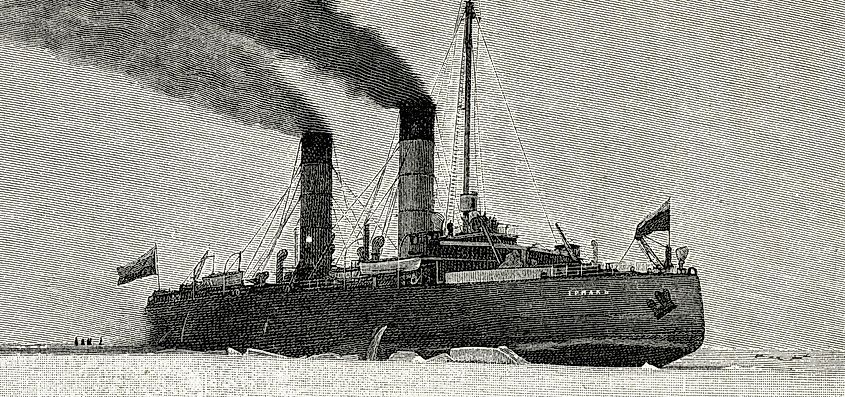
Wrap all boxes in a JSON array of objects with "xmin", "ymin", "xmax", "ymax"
[{"xmin": 145, "ymin": 273, "xmax": 704, "ymax": 367}]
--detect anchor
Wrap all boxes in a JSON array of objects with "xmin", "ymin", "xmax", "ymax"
[{"xmin": 647, "ymin": 289, "xmax": 677, "ymax": 319}]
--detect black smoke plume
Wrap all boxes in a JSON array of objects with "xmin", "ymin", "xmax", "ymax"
[
  {"xmin": 0, "ymin": 0, "xmax": 328, "ymax": 136},
  {"xmin": 160, "ymin": 0, "xmax": 432, "ymax": 108}
]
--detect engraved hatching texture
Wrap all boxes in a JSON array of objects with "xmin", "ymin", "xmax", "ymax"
[
  {"xmin": 0, "ymin": 354, "xmax": 842, "ymax": 396},
  {"xmin": 145, "ymin": 274, "xmax": 705, "ymax": 366},
  {"xmin": 0, "ymin": 0, "xmax": 842, "ymax": 393},
  {"xmin": 0, "ymin": 0, "xmax": 331, "ymax": 136}
]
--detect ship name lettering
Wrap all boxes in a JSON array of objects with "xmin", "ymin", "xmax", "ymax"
[{"xmin": 568, "ymin": 289, "xmax": 609, "ymax": 296}]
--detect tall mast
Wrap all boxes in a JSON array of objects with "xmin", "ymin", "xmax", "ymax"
[{"xmin": 462, "ymin": 0, "xmax": 475, "ymax": 195}]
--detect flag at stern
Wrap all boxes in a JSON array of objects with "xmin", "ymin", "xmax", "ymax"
[{"xmin": 117, "ymin": 245, "xmax": 158, "ymax": 286}]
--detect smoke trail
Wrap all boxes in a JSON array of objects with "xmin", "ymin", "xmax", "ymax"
[
  {"xmin": 0, "ymin": 0, "xmax": 328, "ymax": 136},
  {"xmin": 160, "ymin": 0, "xmax": 432, "ymax": 108}
]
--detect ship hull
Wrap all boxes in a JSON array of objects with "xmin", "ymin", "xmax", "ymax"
[{"xmin": 146, "ymin": 273, "xmax": 704, "ymax": 367}]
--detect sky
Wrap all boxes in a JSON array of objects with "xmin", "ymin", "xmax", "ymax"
[{"xmin": 0, "ymin": 0, "xmax": 843, "ymax": 350}]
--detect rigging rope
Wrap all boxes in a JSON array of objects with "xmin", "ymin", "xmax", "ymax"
[
  {"xmin": 616, "ymin": 239, "xmax": 636, "ymax": 267},
  {"xmin": 306, "ymin": 122, "xmax": 402, "ymax": 268},
  {"xmin": 476, "ymin": 18, "xmax": 559, "ymax": 244},
  {"xmin": 431, "ymin": 114, "xmax": 449, "ymax": 211},
  {"xmin": 335, "ymin": 157, "xmax": 356, "ymax": 223},
  {"xmin": 332, "ymin": 167, "xmax": 360, "ymax": 230},
  {"xmin": 236, "ymin": 187, "xmax": 284, "ymax": 268},
  {"xmin": 359, "ymin": 116, "xmax": 399, "ymax": 223},
  {"xmin": 338, "ymin": 173, "xmax": 399, "ymax": 263},
  {"xmin": 237, "ymin": 179, "xmax": 287, "ymax": 272},
  {"xmin": 332, "ymin": 175, "xmax": 395, "ymax": 267},
  {"xmin": 430, "ymin": 12, "xmax": 465, "ymax": 213},
  {"xmin": 381, "ymin": 178, "xmax": 399, "ymax": 249},
  {"xmin": 238, "ymin": 145, "xmax": 302, "ymax": 276},
  {"xmin": 644, "ymin": 234, "xmax": 667, "ymax": 248},
  {"xmin": 332, "ymin": 145, "xmax": 400, "ymax": 251},
  {"xmin": 244, "ymin": 166, "xmax": 300, "ymax": 274},
  {"xmin": 444, "ymin": 21, "xmax": 468, "ymax": 225},
  {"xmin": 384, "ymin": 234, "xmax": 399, "ymax": 252},
  {"xmin": 280, "ymin": 145, "xmax": 302, "ymax": 218},
  {"xmin": 373, "ymin": 176, "xmax": 399, "ymax": 234},
  {"xmin": 429, "ymin": 7, "xmax": 465, "ymax": 97},
  {"xmin": 250, "ymin": 146, "xmax": 303, "ymax": 275},
  {"xmin": 232, "ymin": 145, "xmax": 302, "ymax": 274},
  {"xmin": 254, "ymin": 183, "xmax": 301, "ymax": 275}
]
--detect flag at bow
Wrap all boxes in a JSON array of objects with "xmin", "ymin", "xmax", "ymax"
[
  {"xmin": 117, "ymin": 245, "xmax": 158, "ymax": 285},
  {"xmin": 635, "ymin": 199, "xmax": 670, "ymax": 239}
]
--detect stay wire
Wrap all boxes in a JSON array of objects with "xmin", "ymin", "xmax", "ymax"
[{"xmin": 476, "ymin": 18, "xmax": 558, "ymax": 244}]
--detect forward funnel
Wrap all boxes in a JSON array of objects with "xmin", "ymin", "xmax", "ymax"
[{"xmin": 298, "ymin": 131, "xmax": 334, "ymax": 280}]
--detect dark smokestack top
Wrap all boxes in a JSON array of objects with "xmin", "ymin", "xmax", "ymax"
[
  {"xmin": 300, "ymin": 131, "xmax": 332, "ymax": 164},
  {"xmin": 399, "ymin": 98, "xmax": 436, "ymax": 141}
]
